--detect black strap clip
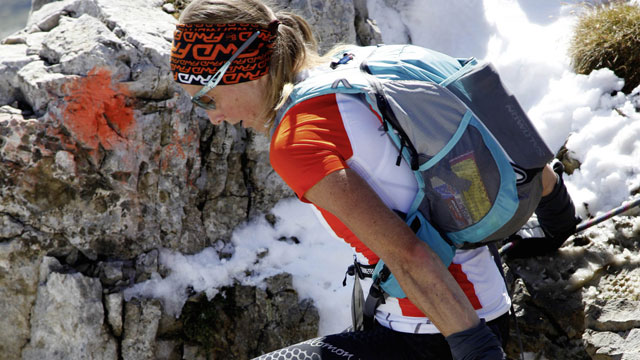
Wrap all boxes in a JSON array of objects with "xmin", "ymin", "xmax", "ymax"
[
  {"xmin": 342, "ymin": 258, "xmax": 376, "ymax": 286},
  {"xmin": 363, "ymin": 273, "xmax": 387, "ymax": 330}
]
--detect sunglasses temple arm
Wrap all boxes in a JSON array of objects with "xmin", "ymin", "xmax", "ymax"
[{"xmin": 235, "ymin": 31, "xmax": 261, "ymax": 56}]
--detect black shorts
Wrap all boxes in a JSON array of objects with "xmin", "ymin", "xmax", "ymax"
[{"xmin": 253, "ymin": 312, "xmax": 509, "ymax": 360}]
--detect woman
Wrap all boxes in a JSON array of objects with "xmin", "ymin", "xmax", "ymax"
[{"xmin": 170, "ymin": 0, "xmax": 578, "ymax": 359}]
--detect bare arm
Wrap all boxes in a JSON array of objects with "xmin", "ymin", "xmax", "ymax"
[{"xmin": 305, "ymin": 168, "xmax": 479, "ymax": 336}]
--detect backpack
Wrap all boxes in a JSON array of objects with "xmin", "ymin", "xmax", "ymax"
[{"xmin": 273, "ymin": 44, "xmax": 553, "ymax": 298}]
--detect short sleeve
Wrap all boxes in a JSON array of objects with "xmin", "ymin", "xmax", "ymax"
[{"xmin": 270, "ymin": 94, "xmax": 354, "ymax": 202}]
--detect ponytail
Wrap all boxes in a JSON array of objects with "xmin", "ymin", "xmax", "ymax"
[{"xmin": 268, "ymin": 11, "xmax": 321, "ymax": 126}]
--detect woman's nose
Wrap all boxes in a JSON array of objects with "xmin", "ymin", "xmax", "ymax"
[{"xmin": 207, "ymin": 111, "xmax": 225, "ymax": 126}]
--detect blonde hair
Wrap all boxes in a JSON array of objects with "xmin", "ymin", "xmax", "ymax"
[{"xmin": 179, "ymin": 0, "xmax": 323, "ymax": 127}]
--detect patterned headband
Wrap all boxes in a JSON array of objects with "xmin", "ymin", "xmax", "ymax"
[{"xmin": 170, "ymin": 21, "xmax": 279, "ymax": 86}]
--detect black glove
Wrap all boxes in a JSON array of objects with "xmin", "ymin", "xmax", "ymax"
[
  {"xmin": 534, "ymin": 162, "xmax": 580, "ymax": 242},
  {"xmin": 446, "ymin": 319, "xmax": 506, "ymax": 360},
  {"xmin": 504, "ymin": 161, "xmax": 580, "ymax": 259},
  {"xmin": 502, "ymin": 233, "xmax": 564, "ymax": 258}
]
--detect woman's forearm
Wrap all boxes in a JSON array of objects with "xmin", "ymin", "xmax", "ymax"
[
  {"xmin": 385, "ymin": 229, "xmax": 480, "ymax": 335},
  {"xmin": 305, "ymin": 168, "xmax": 480, "ymax": 336}
]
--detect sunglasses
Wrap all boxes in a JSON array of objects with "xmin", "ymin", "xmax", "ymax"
[{"xmin": 191, "ymin": 30, "xmax": 261, "ymax": 110}]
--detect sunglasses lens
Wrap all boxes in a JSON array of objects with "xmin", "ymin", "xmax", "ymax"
[{"xmin": 192, "ymin": 95, "xmax": 216, "ymax": 110}]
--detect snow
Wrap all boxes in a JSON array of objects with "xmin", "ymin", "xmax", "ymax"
[
  {"xmin": 125, "ymin": 0, "xmax": 640, "ymax": 337},
  {"xmin": 126, "ymin": 199, "xmax": 355, "ymax": 333}
]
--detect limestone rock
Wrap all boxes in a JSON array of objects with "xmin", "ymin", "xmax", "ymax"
[
  {"xmin": 16, "ymin": 60, "xmax": 72, "ymax": 115},
  {"xmin": 162, "ymin": 3, "xmax": 177, "ymax": 14},
  {"xmin": 39, "ymin": 14, "xmax": 136, "ymax": 80},
  {"xmin": 504, "ymin": 216, "xmax": 640, "ymax": 359},
  {"xmin": 183, "ymin": 344, "xmax": 207, "ymax": 360},
  {"xmin": 122, "ymin": 298, "xmax": 162, "ymax": 360},
  {"xmin": 0, "ymin": 213, "xmax": 24, "ymax": 239},
  {"xmin": 99, "ymin": 260, "xmax": 125, "ymax": 286},
  {"xmin": 22, "ymin": 257, "xmax": 118, "ymax": 360},
  {"xmin": 0, "ymin": 44, "xmax": 39, "ymax": 105},
  {"xmin": 179, "ymin": 273, "xmax": 319, "ymax": 359},
  {"xmin": 281, "ymin": 0, "xmax": 357, "ymax": 53},
  {"xmin": 135, "ymin": 248, "xmax": 159, "ymax": 282},
  {"xmin": 155, "ymin": 339, "xmax": 182, "ymax": 360},
  {"xmin": 584, "ymin": 329, "xmax": 640, "ymax": 360},
  {"xmin": 0, "ymin": 0, "xmax": 348, "ymax": 267},
  {"xmin": 353, "ymin": 0, "xmax": 383, "ymax": 46},
  {"xmin": 105, "ymin": 292, "xmax": 124, "ymax": 337},
  {"xmin": 586, "ymin": 298, "xmax": 640, "ymax": 332},
  {"xmin": 0, "ymin": 236, "xmax": 40, "ymax": 359}
]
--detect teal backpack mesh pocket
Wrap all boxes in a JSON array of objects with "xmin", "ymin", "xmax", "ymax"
[{"xmin": 370, "ymin": 76, "xmax": 519, "ymax": 266}]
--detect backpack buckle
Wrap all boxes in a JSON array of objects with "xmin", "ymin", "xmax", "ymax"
[{"xmin": 330, "ymin": 53, "xmax": 355, "ymax": 69}]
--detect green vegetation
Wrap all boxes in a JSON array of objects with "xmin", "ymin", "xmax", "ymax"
[{"xmin": 569, "ymin": 1, "xmax": 640, "ymax": 93}]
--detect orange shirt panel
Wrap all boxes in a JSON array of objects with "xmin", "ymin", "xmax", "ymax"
[
  {"xmin": 270, "ymin": 94, "xmax": 353, "ymax": 202},
  {"xmin": 270, "ymin": 94, "xmax": 378, "ymax": 261}
]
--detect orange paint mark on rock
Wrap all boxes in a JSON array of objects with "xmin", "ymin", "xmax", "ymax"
[
  {"xmin": 62, "ymin": 68, "xmax": 135, "ymax": 150},
  {"xmin": 159, "ymin": 126, "xmax": 198, "ymax": 172}
]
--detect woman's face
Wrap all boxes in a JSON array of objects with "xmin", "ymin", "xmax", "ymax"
[{"xmin": 181, "ymin": 75, "xmax": 270, "ymax": 134}]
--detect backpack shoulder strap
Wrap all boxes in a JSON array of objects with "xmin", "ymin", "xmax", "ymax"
[
  {"xmin": 271, "ymin": 46, "xmax": 380, "ymax": 133},
  {"xmin": 362, "ymin": 44, "xmax": 469, "ymax": 83}
]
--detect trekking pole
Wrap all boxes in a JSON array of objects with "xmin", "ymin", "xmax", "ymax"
[
  {"xmin": 574, "ymin": 196, "xmax": 640, "ymax": 233},
  {"xmin": 499, "ymin": 195, "xmax": 640, "ymax": 255}
]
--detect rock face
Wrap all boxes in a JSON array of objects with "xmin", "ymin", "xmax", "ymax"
[
  {"xmin": 2, "ymin": 0, "xmax": 639, "ymax": 359},
  {"xmin": 178, "ymin": 273, "xmax": 320, "ymax": 359},
  {"xmin": 22, "ymin": 257, "xmax": 118, "ymax": 360},
  {"xmin": 504, "ymin": 216, "xmax": 640, "ymax": 360},
  {"xmin": 0, "ymin": 0, "xmax": 376, "ymax": 358}
]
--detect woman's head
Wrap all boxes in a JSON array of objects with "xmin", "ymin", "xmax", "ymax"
[{"xmin": 173, "ymin": 0, "xmax": 320, "ymax": 129}]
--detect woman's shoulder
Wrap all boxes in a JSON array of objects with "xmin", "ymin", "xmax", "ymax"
[{"xmin": 271, "ymin": 93, "xmax": 346, "ymax": 142}]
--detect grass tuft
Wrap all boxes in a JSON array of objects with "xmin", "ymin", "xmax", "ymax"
[{"xmin": 569, "ymin": 1, "xmax": 640, "ymax": 93}]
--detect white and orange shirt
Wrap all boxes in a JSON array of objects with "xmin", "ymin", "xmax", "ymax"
[{"xmin": 270, "ymin": 92, "xmax": 510, "ymax": 334}]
